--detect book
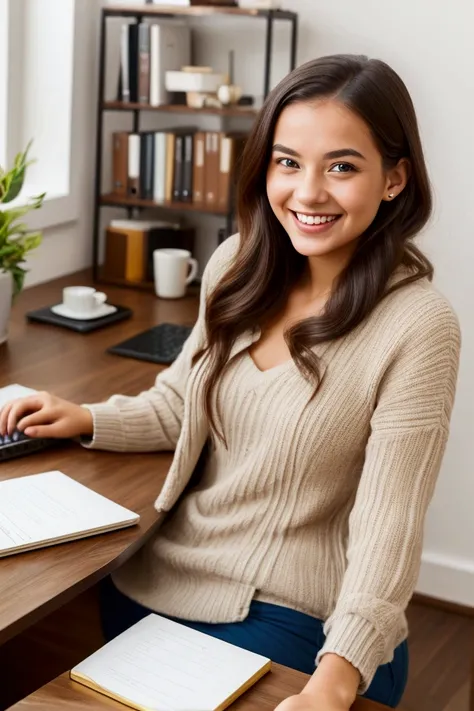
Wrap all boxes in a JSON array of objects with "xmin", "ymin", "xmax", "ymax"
[
  {"xmin": 150, "ymin": 23, "xmax": 191, "ymax": 107},
  {"xmin": 139, "ymin": 132, "xmax": 155, "ymax": 200},
  {"xmin": 138, "ymin": 23, "xmax": 151, "ymax": 104},
  {"xmin": 128, "ymin": 24, "xmax": 140, "ymax": 104},
  {"xmin": 112, "ymin": 132, "xmax": 129, "ymax": 195},
  {"xmin": 173, "ymin": 134, "xmax": 184, "ymax": 202},
  {"xmin": 119, "ymin": 24, "xmax": 130, "ymax": 102},
  {"xmin": 153, "ymin": 131, "xmax": 167, "ymax": 203},
  {"xmin": 193, "ymin": 131, "xmax": 206, "ymax": 204},
  {"xmin": 182, "ymin": 133, "xmax": 194, "ymax": 202},
  {"xmin": 219, "ymin": 134, "xmax": 234, "ymax": 212},
  {"xmin": 0, "ymin": 471, "xmax": 139, "ymax": 558},
  {"xmin": 165, "ymin": 132, "xmax": 175, "ymax": 202},
  {"xmin": 104, "ymin": 227, "xmax": 146, "ymax": 282},
  {"xmin": 71, "ymin": 613, "xmax": 271, "ymax": 711},
  {"xmin": 128, "ymin": 134, "xmax": 141, "ymax": 197},
  {"xmin": 205, "ymin": 131, "xmax": 220, "ymax": 207}
]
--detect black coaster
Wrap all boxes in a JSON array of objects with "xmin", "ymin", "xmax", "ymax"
[
  {"xmin": 26, "ymin": 304, "xmax": 133, "ymax": 333},
  {"xmin": 107, "ymin": 323, "xmax": 193, "ymax": 364}
]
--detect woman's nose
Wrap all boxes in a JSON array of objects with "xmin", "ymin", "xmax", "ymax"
[{"xmin": 293, "ymin": 171, "xmax": 329, "ymax": 206}]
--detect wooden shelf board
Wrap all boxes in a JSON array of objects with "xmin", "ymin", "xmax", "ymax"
[
  {"xmin": 103, "ymin": 101, "xmax": 257, "ymax": 118},
  {"xmin": 100, "ymin": 193, "xmax": 229, "ymax": 216},
  {"xmin": 104, "ymin": 5, "xmax": 296, "ymax": 20}
]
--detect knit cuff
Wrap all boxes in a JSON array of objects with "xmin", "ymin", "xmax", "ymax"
[
  {"xmin": 80, "ymin": 403, "xmax": 127, "ymax": 451},
  {"xmin": 316, "ymin": 613, "xmax": 386, "ymax": 694}
]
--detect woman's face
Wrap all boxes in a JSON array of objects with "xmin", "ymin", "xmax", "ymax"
[{"xmin": 266, "ymin": 99, "xmax": 407, "ymax": 263}]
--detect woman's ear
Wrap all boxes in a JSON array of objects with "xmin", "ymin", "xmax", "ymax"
[{"xmin": 383, "ymin": 158, "xmax": 410, "ymax": 201}]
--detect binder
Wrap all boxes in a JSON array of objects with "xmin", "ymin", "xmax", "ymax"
[
  {"xmin": 112, "ymin": 132, "xmax": 129, "ymax": 196},
  {"xmin": 193, "ymin": 131, "xmax": 206, "ymax": 204},
  {"xmin": 182, "ymin": 133, "xmax": 194, "ymax": 202},
  {"xmin": 139, "ymin": 132, "xmax": 155, "ymax": 200},
  {"xmin": 127, "ymin": 134, "xmax": 140, "ymax": 197},
  {"xmin": 138, "ymin": 23, "xmax": 151, "ymax": 104}
]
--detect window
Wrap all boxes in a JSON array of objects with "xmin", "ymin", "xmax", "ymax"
[
  {"xmin": 0, "ymin": 0, "xmax": 8, "ymax": 168},
  {"xmin": 0, "ymin": 0, "xmax": 78, "ymax": 229}
]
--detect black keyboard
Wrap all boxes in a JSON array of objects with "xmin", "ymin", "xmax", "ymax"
[
  {"xmin": 107, "ymin": 323, "xmax": 193, "ymax": 365},
  {"xmin": 0, "ymin": 431, "xmax": 55, "ymax": 461}
]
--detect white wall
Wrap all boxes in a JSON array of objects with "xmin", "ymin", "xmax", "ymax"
[{"xmin": 22, "ymin": 0, "xmax": 474, "ymax": 604}]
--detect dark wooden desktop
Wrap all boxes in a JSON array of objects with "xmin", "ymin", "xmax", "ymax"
[{"xmin": 1, "ymin": 271, "xmax": 400, "ymax": 711}]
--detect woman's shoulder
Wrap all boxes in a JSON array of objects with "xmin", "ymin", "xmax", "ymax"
[{"xmin": 380, "ymin": 273, "xmax": 461, "ymax": 349}]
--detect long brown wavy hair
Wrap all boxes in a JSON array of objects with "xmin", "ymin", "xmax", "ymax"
[{"xmin": 195, "ymin": 54, "xmax": 433, "ymax": 440}]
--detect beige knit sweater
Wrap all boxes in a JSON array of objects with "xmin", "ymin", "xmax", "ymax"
[{"xmin": 83, "ymin": 234, "xmax": 460, "ymax": 693}]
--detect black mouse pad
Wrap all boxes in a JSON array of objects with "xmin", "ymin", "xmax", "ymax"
[
  {"xmin": 26, "ymin": 305, "xmax": 133, "ymax": 333},
  {"xmin": 107, "ymin": 323, "xmax": 193, "ymax": 364}
]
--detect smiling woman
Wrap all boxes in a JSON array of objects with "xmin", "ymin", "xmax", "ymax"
[{"xmin": 0, "ymin": 55, "xmax": 461, "ymax": 711}]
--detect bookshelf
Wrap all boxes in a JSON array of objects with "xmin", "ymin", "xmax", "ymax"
[{"xmin": 93, "ymin": 3, "xmax": 298, "ymax": 286}]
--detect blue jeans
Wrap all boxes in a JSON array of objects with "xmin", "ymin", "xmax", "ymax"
[{"xmin": 99, "ymin": 577, "xmax": 408, "ymax": 708}]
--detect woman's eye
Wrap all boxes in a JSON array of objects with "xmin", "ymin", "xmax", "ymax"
[
  {"xmin": 277, "ymin": 158, "xmax": 300, "ymax": 169},
  {"xmin": 329, "ymin": 162, "xmax": 356, "ymax": 173}
]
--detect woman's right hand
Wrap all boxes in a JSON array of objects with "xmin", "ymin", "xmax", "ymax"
[{"xmin": 0, "ymin": 392, "xmax": 93, "ymax": 440}]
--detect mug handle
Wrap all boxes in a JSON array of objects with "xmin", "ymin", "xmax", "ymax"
[
  {"xmin": 93, "ymin": 292, "xmax": 107, "ymax": 307},
  {"xmin": 186, "ymin": 259, "xmax": 199, "ymax": 286}
]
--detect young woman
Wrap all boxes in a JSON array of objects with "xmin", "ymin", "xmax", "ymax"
[{"xmin": 0, "ymin": 55, "xmax": 460, "ymax": 710}]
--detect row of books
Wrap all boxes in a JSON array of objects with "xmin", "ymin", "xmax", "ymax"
[
  {"xmin": 112, "ymin": 129, "xmax": 247, "ymax": 211},
  {"xmin": 118, "ymin": 22, "xmax": 190, "ymax": 106}
]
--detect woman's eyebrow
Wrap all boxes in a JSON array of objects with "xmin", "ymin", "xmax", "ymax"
[
  {"xmin": 272, "ymin": 144, "xmax": 302, "ymax": 157},
  {"xmin": 324, "ymin": 148, "xmax": 366, "ymax": 160},
  {"xmin": 272, "ymin": 144, "xmax": 366, "ymax": 161}
]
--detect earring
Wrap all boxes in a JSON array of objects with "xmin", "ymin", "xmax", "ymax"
[{"xmin": 388, "ymin": 193, "xmax": 395, "ymax": 199}]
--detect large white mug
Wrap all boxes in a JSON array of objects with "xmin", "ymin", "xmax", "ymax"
[
  {"xmin": 153, "ymin": 249, "xmax": 198, "ymax": 299},
  {"xmin": 62, "ymin": 286, "xmax": 107, "ymax": 315}
]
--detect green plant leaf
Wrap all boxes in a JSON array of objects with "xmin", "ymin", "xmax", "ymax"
[
  {"xmin": 0, "ymin": 144, "xmax": 44, "ymax": 293},
  {"xmin": 0, "ymin": 141, "xmax": 35, "ymax": 204},
  {"xmin": 11, "ymin": 265, "xmax": 26, "ymax": 297}
]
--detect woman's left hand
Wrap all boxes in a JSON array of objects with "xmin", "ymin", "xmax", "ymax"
[{"xmin": 274, "ymin": 691, "xmax": 351, "ymax": 711}]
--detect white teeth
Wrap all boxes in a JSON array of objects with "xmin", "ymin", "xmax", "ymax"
[{"xmin": 296, "ymin": 213, "xmax": 337, "ymax": 226}]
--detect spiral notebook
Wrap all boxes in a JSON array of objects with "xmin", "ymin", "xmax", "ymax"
[{"xmin": 71, "ymin": 614, "xmax": 272, "ymax": 711}]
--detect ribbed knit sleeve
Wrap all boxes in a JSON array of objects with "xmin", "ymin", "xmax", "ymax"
[
  {"xmin": 316, "ymin": 296, "xmax": 461, "ymax": 693},
  {"xmin": 81, "ymin": 235, "xmax": 239, "ymax": 452}
]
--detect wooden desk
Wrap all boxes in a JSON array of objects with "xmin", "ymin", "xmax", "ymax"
[
  {"xmin": 0, "ymin": 270, "xmax": 198, "ymax": 644},
  {"xmin": 10, "ymin": 667, "xmax": 392, "ymax": 711}
]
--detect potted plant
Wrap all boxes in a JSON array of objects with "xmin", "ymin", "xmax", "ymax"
[{"xmin": 0, "ymin": 143, "xmax": 45, "ymax": 344}]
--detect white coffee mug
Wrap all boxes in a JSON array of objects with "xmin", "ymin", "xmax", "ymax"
[
  {"xmin": 153, "ymin": 249, "xmax": 198, "ymax": 299},
  {"xmin": 62, "ymin": 286, "xmax": 107, "ymax": 315}
]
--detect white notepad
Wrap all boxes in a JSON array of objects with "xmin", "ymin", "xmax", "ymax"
[
  {"xmin": 0, "ymin": 383, "xmax": 37, "ymax": 408},
  {"xmin": 71, "ymin": 614, "xmax": 272, "ymax": 711},
  {"xmin": 0, "ymin": 470, "xmax": 140, "ymax": 557}
]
